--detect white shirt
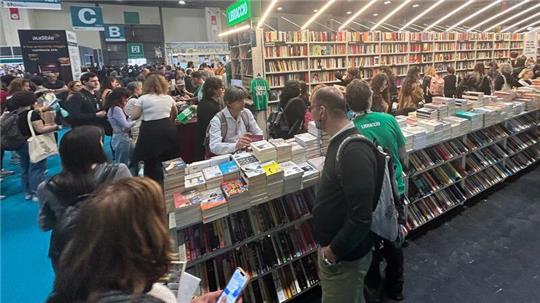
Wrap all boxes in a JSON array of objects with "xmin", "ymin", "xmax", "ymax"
[
  {"xmin": 209, "ymin": 107, "xmax": 263, "ymax": 155},
  {"xmin": 135, "ymin": 94, "xmax": 175, "ymax": 121}
]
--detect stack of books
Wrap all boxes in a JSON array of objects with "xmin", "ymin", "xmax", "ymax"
[
  {"xmin": 269, "ymin": 139, "xmax": 293, "ymax": 162},
  {"xmin": 162, "ymin": 158, "xmax": 187, "ymax": 211},
  {"xmin": 232, "ymin": 152, "xmax": 267, "ymax": 202},
  {"xmin": 221, "ymin": 178, "xmax": 250, "ymax": 213},
  {"xmin": 287, "ymin": 139, "xmax": 307, "ymax": 164},
  {"xmin": 472, "ymin": 107, "xmax": 501, "ymax": 127},
  {"xmin": 402, "ymin": 130, "xmax": 414, "ymax": 151},
  {"xmin": 280, "ymin": 161, "xmax": 304, "ymax": 194},
  {"xmin": 307, "ymin": 156, "xmax": 325, "ymax": 172},
  {"xmin": 200, "ymin": 188, "xmax": 228, "ymax": 223},
  {"xmin": 432, "ymin": 97, "xmax": 456, "ymax": 115},
  {"xmin": 298, "ymin": 162, "xmax": 320, "ymax": 188},
  {"xmin": 186, "ymin": 159, "xmax": 211, "ymax": 174},
  {"xmin": 442, "ymin": 116, "xmax": 470, "ymax": 138},
  {"xmin": 184, "ymin": 172, "xmax": 206, "ymax": 192},
  {"xmin": 295, "ymin": 133, "xmax": 320, "ymax": 159},
  {"xmin": 493, "ymin": 90, "xmax": 517, "ymax": 102},
  {"xmin": 307, "ymin": 121, "xmax": 330, "ymax": 154},
  {"xmin": 507, "ymin": 101, "xmax": 526, "ymax": 116},
  {"xmin": 172, "ymin": 190, "xmax": 202, "ymax": 227},
  {"xmin": 456, "ymin": 111, "xmax": 483, "ymax": 131},
  {"xmin": 462, "ymin": 91, "xmax": 486, "ymax": 105},
  {"xmin": 209, "ymin": 154, "xmax": 230, "ymax": 166},
  {"xmin": 262, "ymin": 161, "xmax": 284, "ymax": 199},
  {"xmin": 202, "ymin": 166, "xmax": 223, "ymax": 189},
  {"xmin": 395, "ymin": 115, "xmax": 408, "ymax": 128},
  {"xmin": 251, "ymin": 140, "xmax": 277, "ymax": 163},
  {"xmin": 402, "ymin": 126, "xmax": 427, "ymax": 150},
  {"xmin": 424, "ymin": 103, "xmax": 449, "ymax": 120},
  {"xmin": 416, "ymin": 107, "xmax": 438, "ymax": 120},
  {"xmin": 218, "ymin": 160, "xmax": 240, "ymax": 181},
  {"xmin": 454, "ymin": 99, "xmax": 475, "ymax": 112}
]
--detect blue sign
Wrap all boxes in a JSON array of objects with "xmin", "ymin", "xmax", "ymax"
[
  {"xmin": 2, "ymin": 0, "xmax": 61, "ymax": 10},
  {"xmin": 70, "ymin": 6, "xmax": 104, "ymax": 31},
  {"xmin": 104, "ymin": 24, "xmax": 125, "ymax": 42}
]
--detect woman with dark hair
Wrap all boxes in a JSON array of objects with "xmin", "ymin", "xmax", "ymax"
[
  {"xmin": 273, "ymin": 80, "xmax": 306, "ymax": 139},
  {"xmin": 196, "ymin": 77, "xmax": 224, "ymax": 159},
  {"xmin": 66, "ymin": 81, "xmax": 82, "ymax": 101},
  {"xmin": 37, "ymin": 126, "xmax": 131, "ymax": 271},
  {"xmin": 45, "ymin": 177, "xmax": 227, "ymax": 303},
  {"xmin": 457, "ymin": 63, "xmax": 491, "ymax": 97},
  {"xmin": 106, "ymin": 87, "xmax": 135, "ymax": 168},
  {"xmin": 380, "ymin": 66, "xmax": 398, "ymax": 106},
  {"xmin": 370, "ymin": 73, "xmax": 391, "ymax": 113},
  {"xmin": 9, "ymin": 92, "xmax": 60, "ymax": 201},
  {"xmin": 397, "ymin": 67, "xmax": 424, "ymax": 115},
  {"xmin": 100, "ymin": 76, "xmax": 121, "ymax": 105}
]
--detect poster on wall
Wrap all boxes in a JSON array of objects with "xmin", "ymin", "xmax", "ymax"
[
  {"xmin": 66, "ymin": 31, "xmax": 81, "ymax": 81},
  {"xmin": 2, "ymin": 0, "xmax": 61, "ymax": 10},
  {"xmin": 18, "ymin": 29, "xmax": 81, "ymax": 82},
  {"xmin": 523, "ymin": 31, "xmax": 538, "ymax": 60}
]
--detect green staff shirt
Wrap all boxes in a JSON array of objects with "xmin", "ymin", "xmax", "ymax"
[
  {"xmin": 353, "ymin": 112, "xmax": 407, "ymax": 196},
  {"xmin": 249, "ymin": 77, "xmax": 270, "ymax": 111}
]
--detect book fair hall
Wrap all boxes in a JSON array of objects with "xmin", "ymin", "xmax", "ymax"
[{"xmin": 2, "ymin": 0, "xmax": 540, "ymax": 302}]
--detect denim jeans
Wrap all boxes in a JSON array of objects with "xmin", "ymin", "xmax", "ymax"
[
  {"xmin": 111, "ymin": 133, "xmax": 134, "ymax": 169},
  {"xmin": 318, "ymin": 250, "xmax": 372, "ymax": 303},
  {"xmin": 15, "ymin": 143, "xmax": 47, "ymax": 195}
]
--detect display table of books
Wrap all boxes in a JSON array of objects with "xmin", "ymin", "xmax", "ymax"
[{"xmin": 164, "ymin": 88, "xmax": 539, "ymax": 303}]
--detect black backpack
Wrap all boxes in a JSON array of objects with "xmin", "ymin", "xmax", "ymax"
[
  {"xmin": 268, "ymin": 102, "xmax": 303, "ymax": 139},
  {"xmin": 47, "ymin": 164, "xmax": 120, "ymax": 270},
  {"xmin": 0, "ymin": 108, "xmax": 27, "ymax": 150}
]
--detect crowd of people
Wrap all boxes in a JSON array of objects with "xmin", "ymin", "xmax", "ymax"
[{"xmin": 0, "ymin": 51, "xmax": 538, "ymax": 302}]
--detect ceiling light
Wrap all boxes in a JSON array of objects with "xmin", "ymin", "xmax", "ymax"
[
  {"xmin": 301, "ymin": 0, "xmax": 336, "ymax": 30},
  {"xmin": 178, "ymin": 0, "xmax": 186, "ymax": 4},
  {"xmin": 527, "ymin": 27, "xmax": 533, "ymax": 30},
  {"xmin": 412, "ymin": 4, "xmax": 420, "ymax": 8},
  {"xmin": 277, "ymin": 6, "xmax": 282, "ymax": 11},
  {"xmin": 400, "ymin": 0, "xmax": 445, "ymax": 31},
  {"xmin": 258, "ymin": 0, "xmax": 278, "ymax": 28},
  {"xmin": 484, "ymin": 2, "xmax": 540, "ymax": 32},
  {"xmin": 218, "ymin": 24, "xmax": 251, "ymax": 37},
  {"xmin": 468, "ymin": 0, "xmax": 531, "ymax": 31},
  {"xmin": 425, "ymin": 0, "xmax": 476, "ymax": 31},
  {"xmin": 384, "ymin": 1, "xmax": 391, "ymax": 4},
  {"xmin": 373, "ymin": 13, "xmax": 379, "ymax": 17},
  {"xmin": 514, "ymin": 19, "xmax": 540, "ymax": 32},
  {"xmin": 339, "ymin": 0, "xmax": 378, "ymax": 30},
  {"xmin": 371, "ymin": 0, "xmax": 412, "ymax": 31},
  {"xmin": 313, "ymin": 9, "xmax": 318, "ymax": 12},
  {"xmin": 502, "ymin": 11, "xmax": 540, "ymax": 32},
  {"xmin": 346, "ymin": 11, "xmax": 352, "ymax": 14},
  {"xmin": 446, "ymin": 0, "xmax": 502, "ymax": 31}
]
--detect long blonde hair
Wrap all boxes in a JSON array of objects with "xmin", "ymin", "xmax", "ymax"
[{"xmin": 143, "ymin": 73, "xmax": 169, "ymax": 95}]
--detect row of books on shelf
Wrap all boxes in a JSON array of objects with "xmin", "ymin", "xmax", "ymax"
[
  {"xmin": 178, "ymin": 191, "xmax": 315, "ymax": 263},
  {"xmin": 265, "ymin": 60, "xmax": 308, "ymax": 73},
  {"xmin": 310, "ymin": 45, "xmax": 346, "ymax": 56},
  {"xmin": 408, "ymin": 138, "xmax": 469, "ymax": 174},
  {"xmin": 267, "ymin": 73, "xmax": 309, "ymax": 87},
  {"xmin": 187, "ymin": 224, "xmax": 319, "ymax": 303},
  {"xmin": 310, "ymin": 58, "xmax": 346, "ymax": 69},
  {"xmin": 405, "ymin": 145, "xmax": 538, "ymax": 232},
  {"xmin": 263, "ymin": 31, "xmax": 524, "ymax": 44},
  {"xmin": 264, "ymin": 45, "xmax": 308, "ymax": 58}
]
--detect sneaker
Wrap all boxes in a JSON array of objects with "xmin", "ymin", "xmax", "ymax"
[
  {"xmin": 32, "ymin": 196, "xmax": 39, "ymax": 203},
  {"xmin": 1, "ymin": 169, "xmax": 15, "ymax": 177},
  {"xmin": 24, "ymin": 194, "xmax": 33, "ymax": 200}
]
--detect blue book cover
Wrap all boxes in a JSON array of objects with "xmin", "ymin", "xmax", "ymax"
[{"xmin": 219, "ymin": 160, "xmax": 239, "ymax": 175}]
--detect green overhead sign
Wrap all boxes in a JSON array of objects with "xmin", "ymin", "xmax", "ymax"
[{"xmin": 226, "ymin": 0, "xmax": 251, "ymax": 27}]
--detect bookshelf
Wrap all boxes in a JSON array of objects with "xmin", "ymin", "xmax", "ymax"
[{"xmin": 230, "ymin": 29, "xmax": 524, "ymax": 98}]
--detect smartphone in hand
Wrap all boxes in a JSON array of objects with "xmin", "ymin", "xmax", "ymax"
[{"xmin": 217, "ymin": 267, "xmax": 250, "ymax": 303}]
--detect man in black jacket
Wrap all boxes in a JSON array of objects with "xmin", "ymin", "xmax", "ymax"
[
  {"xmin": 310, "ymin": 86, "xmax": 377, "ymax": 303},
  {"xmin": 63, "ymin": 72, "xmax": 107, "ymax": 128}
]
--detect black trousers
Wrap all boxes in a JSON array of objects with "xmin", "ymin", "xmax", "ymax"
[
  {"xmin": 143, "ymin": 159, "xmax": 164, "ymax": 189},
  {"xmin": 365, "ymin": 235, "xmax": 404, "ymax": 295}
]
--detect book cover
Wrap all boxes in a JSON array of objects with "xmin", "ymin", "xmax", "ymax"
[
  {"xmin": 262, "ymin": 161, "xmax": 283, "ymax": 176},
  {"xmin": 200, "ymin": 188, "xmax": 227, "ymax": 211},
  {"xmin": 221, "ymin": 178, "xmax": 249, "ymax": 198},
  {"xmin": 202, "ymin": 166, "xmax": 223, "ymax": 180}
]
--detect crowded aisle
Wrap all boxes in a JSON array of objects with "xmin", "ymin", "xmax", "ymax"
[{"xmin": 1, "ymin": 0, "xmax": 540, "ymax": 303}]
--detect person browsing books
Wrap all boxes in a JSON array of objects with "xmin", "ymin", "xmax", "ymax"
[
  {"xmin": 310, "ymin": 86, "xmax": 378, "ymax": 303},
  {"xmin": 207, "ymin": 86, "xmax": 263, "ymax": 155},
  {"xmin": 346, "ymin": 79, "xmax": 407, "ymax": 302}
]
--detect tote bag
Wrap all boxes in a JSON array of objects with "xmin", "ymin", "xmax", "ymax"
[{"xmin": 27, "ymin": 110, "xmax": 58, "ymax": 163}]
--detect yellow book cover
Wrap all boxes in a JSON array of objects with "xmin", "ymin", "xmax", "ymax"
[{"xmin": 262, "ymin": 161, "xmax": 282, "ymax": 176}]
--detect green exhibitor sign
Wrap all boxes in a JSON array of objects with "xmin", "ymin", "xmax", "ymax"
[
  {"xmin": 226, "ymin": 0, "xmax": 251, "ymax": 27},
  {"xmin": 127, "ymin": 43, "xmax": 144, "ymax": 59}
]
